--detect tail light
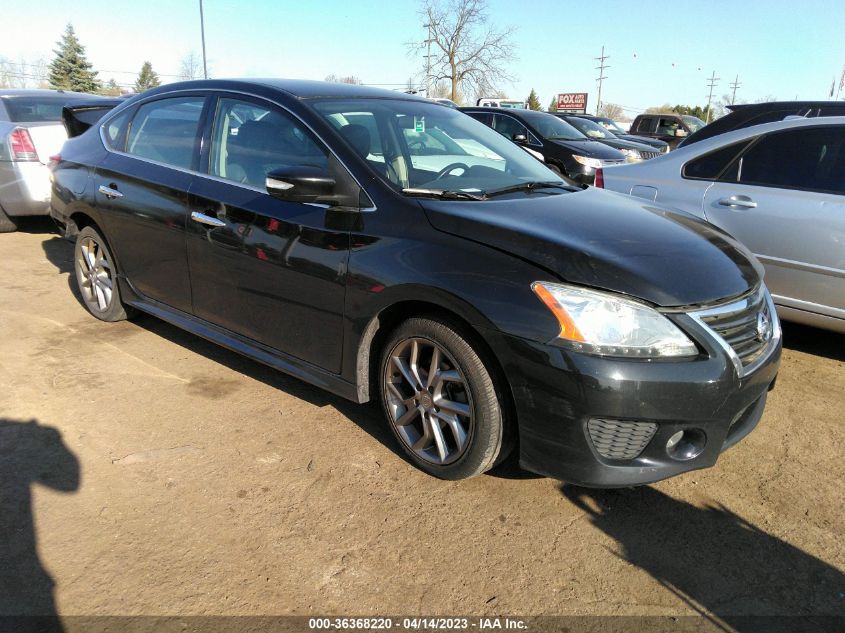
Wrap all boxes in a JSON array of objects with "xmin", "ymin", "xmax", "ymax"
[
  {"xmin": 594, "ymin": 167, "xmax": 604, "ymax": 188},
  {"xmin": 9, "ymin": 128, "xmax": 38, "ymax": 161}
]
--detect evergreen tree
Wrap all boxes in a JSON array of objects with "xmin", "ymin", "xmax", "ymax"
[
  {"xmin": 526, "ymin": 88, "xmax": 542, "ymax": 111},
  {"xmin": 47, "ymin": 24, "xmax": 100, "ymax": 92},
  {"xmin": 547, "ymin": 96, "xmax": 558, "ymax": 112},
  {"xmin": 134, "ymin": 61, "xmax": 161, "ymax": 93},
  {"xmin": 100, "ymin": 78, "xmax": 122, "ymax": 96}
]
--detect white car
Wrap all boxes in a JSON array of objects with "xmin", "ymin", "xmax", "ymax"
[{"xmin": 597, "ymin": 116, "xmax": 845, "ymax": 333}]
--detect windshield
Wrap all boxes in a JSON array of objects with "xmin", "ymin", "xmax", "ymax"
[
  {"xmin": 596, "ymin": 118, "xmax": 627, "ymax": 135},
  {"xmin": 565, "ymin": 117, "xmax": 613, "ymax": 140},
  {"xmin": 522, "ymin": 113, "xmax": 585, "ymax": 141},
  {"xmin": 682, "ymin": 115, "xmax": 706, "ymax": 132},
  {"xmin": 310, "ymin": 98, "xmax": 565, "ymax": 195}
]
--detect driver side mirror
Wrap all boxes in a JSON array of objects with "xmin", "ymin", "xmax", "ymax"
[
  {"xmin": 512, "ymin": 133, "xmax": 528, "ymax": 144},
  {"xmin": 266, "ymin": 166, "xmax": 336, "ymax": 203}
]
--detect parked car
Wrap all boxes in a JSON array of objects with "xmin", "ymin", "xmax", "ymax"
[
  {"xmin": 51, "ymin": 79, "xmax": 780, "ymax": 487},
  {"xmin": 431, "ymin": 98, "xmax": 459, "ymax": 109},
  {"xmin": 461, "ymin": 106, "xmax": 626, "ymax": 183},
  {"xmin": 0, "ymin": 89, "xmax": 101, "ymax": 232},
  {"xmin": 598, "ymin": 116, "xmax": 845, "ymax": 334},
  {"xmin": 629, "ymin": 112, "xmax": 706, "ymax": 149},
  {"xmin": 554, "ymin": 114, "xmax": 662, "ymax": 161},
  {"xmin": 678, "ymin": 100, "xmax": 845, "ymax": 148},
  {"xmin": 581, "ymin": 115, "xmax": 669, "ymax": 151},
  {"xmin": 575, "ymin": 114, "xmax": 670, "ymax": 152}
]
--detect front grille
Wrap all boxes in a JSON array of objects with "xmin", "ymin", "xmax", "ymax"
[
  {"xmin": 587, "ymin": 419, "xmax": 657, "ymax": 460},
  {"xmin": 641, "ymin": 151, "xmax": 659, "ymax": 160},
  {"xmin": 693, "ymin": 287, "xmax": 778, "ymax": 373}
]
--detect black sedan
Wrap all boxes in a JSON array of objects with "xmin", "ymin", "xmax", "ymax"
[
  {"xmin": 50, "ymin": 79, "xmax": 781, "ymax": 487},
  {"xmin": 554, "ymin": 114, "xmax": 662, "ymax": 160},
  {"xmin": 460, "ymin": 107, "xmax": 626, "ymax": 184}
]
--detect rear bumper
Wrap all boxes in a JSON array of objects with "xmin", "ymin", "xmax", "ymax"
[
  {"xmin": 0, "ymin": 161, "xmax": 52, "ymax": 216},
  {"xmin": 487, "ymin": 326, "xmax": 781, "ymax": 487}
]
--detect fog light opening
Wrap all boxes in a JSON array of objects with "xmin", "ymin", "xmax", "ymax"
[{"xmin": 666, "ymin": 429, "xmax": 706, "ymax": 461}]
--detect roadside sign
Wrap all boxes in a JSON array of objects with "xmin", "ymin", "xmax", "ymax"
[{"xmin": 557, "ymin": 93, "xmax": 588, "ymax": 113}]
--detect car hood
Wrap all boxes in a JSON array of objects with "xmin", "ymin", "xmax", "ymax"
[
  {"xmin": 420, "ymin": 187, "xmax": 763, "ymax": 307},
  {"xmin": 548, "ymin": 138, "xmax": 624, "ymax": 159}
]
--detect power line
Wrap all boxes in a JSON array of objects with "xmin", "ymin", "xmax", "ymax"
[{"xmin": 594, "ymin": 45, "xmax": 609, "ymax": 116}]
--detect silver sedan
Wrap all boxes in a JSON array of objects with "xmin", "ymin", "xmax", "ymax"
[{"xmin": 598, "ymin": 116, "xmax": 845, "ymax": 334}]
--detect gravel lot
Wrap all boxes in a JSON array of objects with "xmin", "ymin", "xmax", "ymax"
[{"xmin": 1, "ymin": 218, "xmax": 843, "ymax": 628}]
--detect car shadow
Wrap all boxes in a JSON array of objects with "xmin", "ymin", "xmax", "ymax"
[
  {"xmin": 0, "ymin": 418, "xmax": 79, "ymax": 633},
  {"xmin": 781, "ymin": 321, "xmax": 845, "ymax": 363},
  {"xmin": 11, "ymin": 216, "xmax": 59, "ymax": 235},
  {"xmin": 561, "ymin": 485, "xmax": 845, "ymax": 631}
]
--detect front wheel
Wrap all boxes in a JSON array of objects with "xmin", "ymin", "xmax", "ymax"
[
  {"xmin": 379, "ymin": 317, "xmax": 511, "ymax": 480},
  {"xmin": 74, "ymin": 225, "xmax": 132, "ymax": 321},
  {"xmin": 0, "ymin": 205, "xmax": 17, "ymax": 233}
]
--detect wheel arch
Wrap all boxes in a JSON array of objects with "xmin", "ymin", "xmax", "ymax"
[{"xmin": 355, "ymin": 298, "xmax": 517, "ymax": 441}]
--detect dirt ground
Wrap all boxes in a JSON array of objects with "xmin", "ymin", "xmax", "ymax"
[{"xmin": 1, "ymin": 218, "xmax": 843, "ymax": 626}]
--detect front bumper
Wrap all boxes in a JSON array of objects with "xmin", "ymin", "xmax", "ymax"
[{"xmin": 487, "ymin": 316, "xmax": 781, "ymax": 487}]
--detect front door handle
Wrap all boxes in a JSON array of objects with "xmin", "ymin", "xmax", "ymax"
[
  {"xmin": 718, "ymin": 195, "xmax": 757, "ymax": 209},
  {"xmin": 98, "ymin": 184, "xmax": 123, "ymax": 199},
  {"xmin": 191, "ymin": 211, "xmax": 226, "ymax": 227}
]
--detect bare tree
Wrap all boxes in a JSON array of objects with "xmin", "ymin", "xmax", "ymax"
[
  {"xmin": 324, "ymin": 74, "xmax": 363, "ymax": 85},
  {"xmin": 598, "ymin": 102, "xmax": 624, "ymax": 120},
  {"xmin": 178, "ymin": 52, "xmax": 203, "ymax": 81},
  {"xmin": 413, "ymin": 0, "xmax": 516, "ymax": 103}
]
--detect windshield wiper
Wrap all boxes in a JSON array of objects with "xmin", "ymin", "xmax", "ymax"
[
  {"xmin": 402, "ymin": 187, "xmax": 485, "ymax": 201},
  {"xmin": 483, "ymin": 181, "xmax": 578, "ymax": 198}
]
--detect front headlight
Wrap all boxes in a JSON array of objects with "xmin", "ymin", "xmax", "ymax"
[
  {"xmin": 572, "ymin": 154, "xmax": 603, "ymax": 169},
  {"xmin": 532, "ymin": 282, "xmax": 698, "ymax": 358},
  {"xmin": 621, "ymin": 148, "xmax": 642, "ymax": 160}
]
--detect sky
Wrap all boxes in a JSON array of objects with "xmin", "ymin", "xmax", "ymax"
[{"xmin": 1, "ymin": 0, "xmax": 844, "ymax": 116}]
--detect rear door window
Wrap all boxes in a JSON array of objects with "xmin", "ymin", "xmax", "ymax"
[
  {"xmin": 126, "ymin": 97, "xmax": 205, "ymax": 170},
  {"xmin": 738, "ymin": 127, "xmax": 845, "ymax": 193}
]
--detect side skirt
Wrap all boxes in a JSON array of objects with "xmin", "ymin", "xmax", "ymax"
[{"xmin": 120, "ymin": 280, "xmax": 362, "ymax": 403}]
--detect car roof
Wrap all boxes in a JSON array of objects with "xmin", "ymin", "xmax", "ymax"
[
  {"xmin": 0, "ymin": 89, "xmax": 99, "ymax": 98},
  {"xmin": 138, "ymin": 79, "xmax": 428, "ymax": 102},
  {"xmin": 727, "ymin": 100, "xmax": 845, "ymax": 112},
  {"xmin": 665, "ymin": 115, "xmax": 845, "ymax": 157}
]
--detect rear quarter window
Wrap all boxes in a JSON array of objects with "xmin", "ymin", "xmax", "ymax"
[{"xmin": 682, "ymin": 140, "xmax": 751, "ymax": 181}]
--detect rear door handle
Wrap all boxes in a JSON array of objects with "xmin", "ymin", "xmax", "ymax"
[
  {"xmin": 190, "ymin": 211, "xmax": 226, "ymax": 227},
  {"xmin": 98, "ymin": 184, "xmax": 123, "ymax": 199},
  {"xmin": 718, "ymin": 195, "xmax": 757, "ymax": 209}
]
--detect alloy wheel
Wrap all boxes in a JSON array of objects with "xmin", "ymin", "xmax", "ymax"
[
  {"xmin": 76, "ymin": 236, "xmax": 114, "ymax": 313},
  {"xmin": 383, "ymin": 337, "xmax": 474, "ymax": 465}
]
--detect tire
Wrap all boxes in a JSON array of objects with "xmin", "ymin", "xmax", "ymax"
[
  {"xmin": 0, "ymin": 205, "xmax": 17, "ymax": 233},
  {"xmin": 379, "ymin": 316, "xmax": 511, "ymax": 480},
  {"xmin": 73, "ymin": 225, "xmax": 132, "ymax": 322}
]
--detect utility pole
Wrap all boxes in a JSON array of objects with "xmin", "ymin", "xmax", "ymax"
[
  {"xmin": 705, "ymin": 70, "xmax": 720, "ymax": 123},
  {"xmin": 729, "ymin": 74, "xmax": 741, "ymax": 105},
  {"xmin": 594, "ymin": 45, "xmax": 609, "ymax": 115},
  {"xmin": 423, "ymin": 22, "xmax": 433, "ymax": 98},
  {"xmin": 199, "ymin": 0, "xmax": 208, "ymax": 80}
]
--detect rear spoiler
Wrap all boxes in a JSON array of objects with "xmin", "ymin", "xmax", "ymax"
[{"xmin": 62, "ymin": 98, "xmax": 125, "ymax": 137}]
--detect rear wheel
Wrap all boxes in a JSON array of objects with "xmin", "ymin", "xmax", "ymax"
[
  {"xmin": 379, "ymin": 316, "xmax": 510, "ymax": 480},
  {"xmin": 74, "ymin": 226, "xmax": 131, "ymax": 321},
  {"xmin": 0, "ymin": 205, "xmax": 17, "ymax": 233}
]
